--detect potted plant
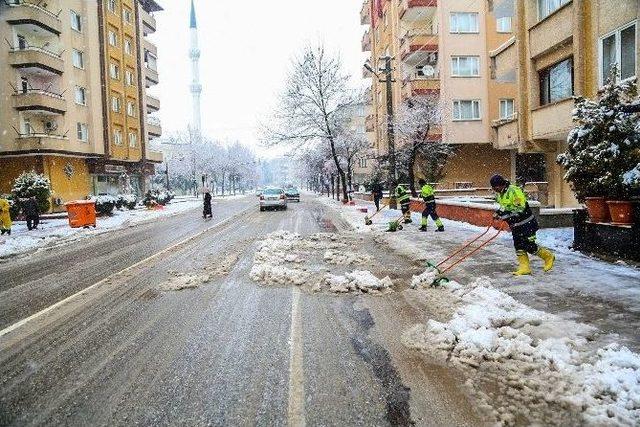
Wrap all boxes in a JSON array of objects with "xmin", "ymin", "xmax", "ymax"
[{"xmin": 558, "ymin": 69, "xmax": 639, "ymax": 223}]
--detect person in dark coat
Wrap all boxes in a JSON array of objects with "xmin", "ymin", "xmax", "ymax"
[
  {"xmin": 23, "ymin": 196, "xmax": 40, "ymax": 231},
  {"xmin": 203, "ymin": 190, "xmax": 212, "ymax": 219},
  {"xmin": 371, "ymin": 182, "xmax": 383, "ymax": 212}
]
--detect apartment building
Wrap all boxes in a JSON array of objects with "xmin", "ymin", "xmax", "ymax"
[
  {"xmin": 361, "ymin": 0, "xmax": 513, "ymax": 189},
  {"xmin": 0, "ymin": 0, "xmax": 105, "ymax": 207},
  {"xmin": 491, "ymin": 0, "xmax": 638, "ymax": 208},
  {"xmin": 0, "ymin": 0, "xmax": 163, "ymax": 209},
  {"xmin": 348, "ymin": 101, "xmax": 377, "ymax": 188}
]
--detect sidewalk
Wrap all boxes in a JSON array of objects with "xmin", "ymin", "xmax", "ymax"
[
  {"xmin": 0, "ymin": 198, "xmax": 203, "ymax": 259},
  {"xmin": 319, "ymin": 196, "xmax": 640, "ymax": 352}
]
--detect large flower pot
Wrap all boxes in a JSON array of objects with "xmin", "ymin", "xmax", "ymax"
[
  {"xmin": 606, "ymin": 200, "xmax": 634, "ymax": 225},
  {"xmin": 584, "ymin": 197, "xmax": 610, "ymax": 223}
]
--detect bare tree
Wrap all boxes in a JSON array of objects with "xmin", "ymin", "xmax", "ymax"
[
  {"xmin": 394, "ymin": 95, "xmax": 453, "ymax": 196},
  {"xmin": 264, "ymin": 44, "xmax": 357, "ymax": 201},
  {"xmin": 335, "ymin": 128, "xmax": 370, "ymax": 194}
]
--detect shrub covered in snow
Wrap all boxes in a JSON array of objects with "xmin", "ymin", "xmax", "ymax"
[
  {"xmin": 116, "ymin": 194, "xmax": 137, "ymax": 210},
  {"xmin": 90, "ymin": 195, "xmax": 116, "ymax": 216},
  {"xmin": 142, "ymin": 189, "xmax": 175, "ymax": 207},
  {"xmin": 11, "ymin": 171, "xmax": 51, "ymax": 213},
  {"xmin": 558, "ymin": 70, "xmax": 640, "ymax": 201}
]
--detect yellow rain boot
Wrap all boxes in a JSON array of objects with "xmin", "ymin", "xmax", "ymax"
[
  {"xmin": 513, "ymin": 251, "xmax": 531, "ymax": 276},
  {"xmin": 537, "ymin": 247, "xmax": 556, "ymax": 272}
]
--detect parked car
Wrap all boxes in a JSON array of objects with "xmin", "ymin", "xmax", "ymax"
[
  {"xmin": 259, "ymin": 188, "xmax": 287, "ymax": 211},
  {"xmin": 285, "ymin": 188, "xmax": 300, "ymax": 202}
]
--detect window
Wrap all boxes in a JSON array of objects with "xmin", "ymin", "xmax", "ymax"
[
  {"xmin": 451, "ymin": 56, "xmax": 480, "ymax": 76},
  {"xmin": 107, "ymin": 0, "xmax": 116, "ymax": 13},
  {"xmin": 23, "ymin": 118, "xmax": 33, "ymax": 135},
  {"xmin": 538, "ymin": 0, "xmax": 569, "ymax": 20},
  {"xmin": 125, "ymin": 70, "xmax": 135, "ymax": 86},
  {"xmin": 21, "ymin": 77, "xmax": 28, "ymax": 93},
  {"xmin": 145, "ymin": 51, "xmax": 157, "ymax": 71},
  {"xmin": 113, "ymin": 129, "xmax": 123, "ymax": 145},
  {"xmin": 109, "ymin": 63, "xmax": 120, "ymax": 79},
  {"xmin": 499, "ymin": 99, "xmax": 515, "ymax": 119},
  {"xmin": 453, "ymin": 100, "xmax": 481, "ymax": 121},
  {"xmin": 124, "ymin": 38, "xmax": 132, "ymax": 55},
  {"xmin": 76, "ymin": 123, "xmax": 88, "ymax": 142},
  {"xmin": 17, "ymin": 34, "xmax": 27, "ymax": 50},
  {"xmin": 111, "ymin": 95, "xmax": 121, "ymax": 113},
  {"xmin": 70, "ymin": 10, "xmax": 82, "ymax": 32},
  {"xmin": 496, "ymin": 16, "xmax": 512, "ymax": 33},
  {"xmin": 108, "ymin": 30, "xmax": 118, "ymax": 47},
  {"xmin": 539, "ymin": 58, "xmax": 573, "ymax": 105},
  {"xmin": 128, "ymin": 132, "xmax": 137, "ymax": 148},
  {"xmin": 123, "ymin": 7, "xmax": 132, "ymax": 24},
  {"xmin": 126, "ymin": 101, "xmax": 136, "ymax": 117},
  {"xmin": 74, "ymin": 86, "xmax": 86, "ymax": 105},
  {"xmin": 600, "ymin": 22, "xmax": 637, "ymax": 85},
  {"xmin": 358, "ymin": 158, "xmax": 368, "ymax": 168},
  {"xmin": 450, "ymin": 12, "xmax": 479, "ymax": 33},
  {"xmin": 72, "ymin": 49, "xmax": 84, "ymax": 69}
]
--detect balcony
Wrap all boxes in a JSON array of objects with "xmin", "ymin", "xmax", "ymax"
[
  {"xmin": 399, "ymin": 0, "xmax": 437, "ymax": 22},
  {"xmin": 147, "ymin": 117, "xmax": 162, "ymax": 138},
  {"xmin": 360, "ymin": 0, "xmax": 371, "ymax": 25},
  {"xmin": 15, "ymin": 133, "xmax": 69, "ymax": 152},
  {"xmin": 140, "ymin": 7, "xmax": 157, "ymax": 34},
  {"xmin": 146, "ymin": 149, "xmax": 164, "ymax": 163},
  {"xmin": 400, "ymin": 31, "xmax": 438, "ymax": 64},
  {"xmin": 528, "ymin": 1, "xmax": 573, "ymax": 58},
  {"xmin": 492, "ymin": 115, "xmax": 519, "ymax": 149},
  {"xmin": 145, "ymin": 66, "xmax": 159, "ymax": 86},
  {"xmin": 143, "ymin": 38, "xmax": 157, "ymax": 57},
  {"xmin": 361, "ymin": 30, "xmax": 371, "ymax": 52},
  {"xmin": 9, "ymin": 46, "xmax": 64, "ymax": 75},
  {"xmin": 365, "ymin": 114, "xmax": 375, "ymax": 132},
  {"xmin": 13, "ymin": 89, "xmax": 66, "ymax": 115},
  {"xmin": 402, "ymin": 77, "xmax": 440, "ymax": 98},
  {"xmin": 5, "ymin": 1, "xmax": 62, "ymax": 36},
  {"xmin": 531, "ymin": 98, "xmax": 574, "ymax": 141},
  {"xmin": 146, "ymin": 95, "xmax": 160, "ymax": 113}
]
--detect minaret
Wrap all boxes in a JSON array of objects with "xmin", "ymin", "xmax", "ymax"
[{"xmin": 189, "ymin": 0, "xmax": 202, "ymax": 136}]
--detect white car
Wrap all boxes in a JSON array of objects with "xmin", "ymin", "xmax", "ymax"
[{"xmin": 259, "ymin": 188, "xmax": 287, "ymax": 211}]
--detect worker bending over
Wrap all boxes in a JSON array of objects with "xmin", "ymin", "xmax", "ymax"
[
  {"xmin": 418, "ymin": 179, "xmax": 444, "ymax": 232},
  {"xmin": 395, "ymin": 184, "xmax": 412, "ymax": 224}
]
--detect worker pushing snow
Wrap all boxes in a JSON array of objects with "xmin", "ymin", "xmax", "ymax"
[
  {"xmin": 418, "ymin": 179, "xmax": 444, "ymax": 232},
  {"xmin": 490, "ymin": 174, "xmax": 555, "ymax": 276},
  {"xmin": 395, "ymin": 184, "xmax": 412, "ymax": 224}
]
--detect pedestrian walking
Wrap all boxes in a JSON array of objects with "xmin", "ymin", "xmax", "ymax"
[
  {"xmin": 22, "ymin": 196, "xmax": 40, "ymax": 231},
  {"xmin": 203, "ymin": 190, "xmax": 212, "ymax": 219},
  {"xmin": 395, "ymin": 184, "xmax": 412, "ymax": 224},
  {"xmin": 371, "ymin": 181, "xmax": 383, "ymax": 211},
  {"xmin": 418, "ymin": 179, "xmax": 444, "ymax": 232},
  {"xmin": 490, "ymin": 174, "xmax": 555, "ymax": 276},
  {"xmin": 0, "ymin": 197, "xmax": 12, "ymax": 236}
]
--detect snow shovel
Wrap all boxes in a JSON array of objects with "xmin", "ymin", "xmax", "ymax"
[
  {"xmin": 386, "ymin": 212, "xmax": 410, "ymax": 232},
  {"xmin": 364, "ymin": 203, "xmax": 389, "ymax": 225},
  {"xmin": 426, "ymin": 220, "xmax": 503, "ymax": 287}
]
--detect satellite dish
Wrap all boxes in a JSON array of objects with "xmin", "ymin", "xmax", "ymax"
[{"xmin": 421, "ymin": 65, "xmax": 435, "ymax": 77}]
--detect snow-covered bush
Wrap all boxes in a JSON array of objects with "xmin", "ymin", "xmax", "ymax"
[
  {"xmin": 11, "ymin": 171, "xmax": 51, "ymax": 213},
  {"xmin": 557, "ymin": 69, "xmax": 640, "ymax": 201},
  {"xmin": 142, "ymin": 189, "xmax": 174, "ymax": 207},
  {"xmin": 116, "ymin": 194, "xmax": 137, "ymax": 210},
  {"xmin": 90, "ymin": 195, "xmax": 116, "ymax": 216}
]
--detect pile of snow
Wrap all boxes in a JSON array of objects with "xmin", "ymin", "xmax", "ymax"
[
  {"xmin": 323, "ymin": 249, "xmax": 372, "ymax": 266},
  {"xmin": 322, "ymin": 270, "xmax": 393, "ymax": 294},
  {"xmin": 410, "ymin": 268, "xmax": 439, "ymax": 289},
  {"xmin": 403, "ymin": 278, "xmax": 640, "ymax": 425},
  {"xmin": 250, "ymin": 231, "xmax": 310, "ymax": 287},
  {"xmin": 250, "ymin": 263, "xmax": 309, "ymax": 287},
  {"xmin": 159, "ymin": 272, "xmax": 211, "ymax": 291}
]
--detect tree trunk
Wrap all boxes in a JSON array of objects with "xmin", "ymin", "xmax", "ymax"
[
  {"xmin": 330, "ymin": 174, "xmax": 335, "ymax": 199},
  {"xmin": 408, "ymin": 145, "xmax": 418, "ymax": 197}
]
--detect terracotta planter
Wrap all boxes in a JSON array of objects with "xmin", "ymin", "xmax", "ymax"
[
  {"xmin": 584, "ymin": 197, "xmax": 610, "ymax": 223},
  {"xmin": 606, "ymin": 200, "xmax": 634, "ymax": 225}
]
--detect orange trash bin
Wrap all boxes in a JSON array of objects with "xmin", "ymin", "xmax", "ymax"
[{"xmin": 65, "ymin": 200, "xmax": 97, "ymax": 228}]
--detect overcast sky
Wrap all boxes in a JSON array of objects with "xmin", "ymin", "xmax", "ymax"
[{"xmin": 150, "ymin": 0, "xmax": 367, "ymax": 157}]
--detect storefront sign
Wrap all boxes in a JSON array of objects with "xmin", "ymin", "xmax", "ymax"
[{"xmin": 104, "ymin": 164, "xmax": 127, "ymax": 174}]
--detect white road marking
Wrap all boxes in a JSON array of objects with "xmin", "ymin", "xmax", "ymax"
[
  {"xmin": 0, "ymin": 207, "xmax": 252, "ymax": 340},
  {"xmin": 288, "ymin": 287, "xmax": 306, "ymax": 427}
]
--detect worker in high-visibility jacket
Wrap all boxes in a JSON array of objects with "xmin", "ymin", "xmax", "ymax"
[
  {"xmin": 0, "ymin": 197, "xmax": 12, "ymax": 236},
  {"xmin": 395, "ymin": 184, "xmax": 412, "ymax": 223},
  {"xmin": 490, "ymin": 174, "xmax": 555, "ymax": 275},
  {"xmin": 418, "ymin": 179, "xmax": 444, "ymax": 232}
]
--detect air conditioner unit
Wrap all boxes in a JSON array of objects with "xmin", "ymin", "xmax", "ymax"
[{"xmin": 44, "ymin": 121, "xmax": 58, "ymax": 132}]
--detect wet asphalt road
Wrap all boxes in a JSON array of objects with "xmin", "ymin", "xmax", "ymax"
[{"xmin": 0, "ymin": 195, "xmax": 483, "ymax": 426}]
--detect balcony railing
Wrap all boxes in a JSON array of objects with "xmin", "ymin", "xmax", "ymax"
[
  {"xmin": 146, "ymin": 95, "xmax": 160, "ymax": 112},
  {"xmin": 140, "ymin": 7, "xmax": 157, "ymax": 34},
  {"xmin": 9, "ymin": 45, "xmax": 65, "ymax": 75},
  {"xmin": 4, "ymin": 0, "xmax": 62, "ymax": 35},
  {"xmin": 399, "ymin": 0, "xmax": 437, "ymax": 21},
  {"xmin": 12, "ymin": 88, "xmax": 66, "ymax": 114}
]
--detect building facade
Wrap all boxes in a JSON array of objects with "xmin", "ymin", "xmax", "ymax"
[
  {"xmin": 492, "ymin": 0, "xmax": 638, "ymax": 207},
  {"xmin": 361, "ymin": 0, "xmax": 514, "ymax": 190},
  {"xmin": 0, "ymin": 0, "xmax": 163, "ymax": 209}
]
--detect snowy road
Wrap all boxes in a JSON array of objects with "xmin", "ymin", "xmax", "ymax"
[{"xmin": 0, "ymin": 195, "xmax": 484, "ymax": 426}]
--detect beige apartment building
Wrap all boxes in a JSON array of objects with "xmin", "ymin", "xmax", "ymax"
[
  {"xmin": 492, "ymin": 0, "xmax": 639, "ymax": 208},
  {"xmin": 361, "ymin": 0, "xmax": 513, "ymax": 189},
  {"xmin": 0, "ymin": 0, "xmax": 163, "ymax": 209}
]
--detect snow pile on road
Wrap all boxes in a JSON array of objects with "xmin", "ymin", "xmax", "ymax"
[
  {"xmin": 250, "ymin": 263, "xmax": 309, "ymax": 287},
  {"xmin": 250, "ymin": 231, "xmax": 310, "ymax": 287},
  {"xmin": 323, "ymin": 249, "xmax": 373, "ymax": 266},
  {"xmin": 159, "ymin": 272, "xmax": 211, "ymax": 291},
  {"xmin": 410, "ymin": 268, "xmax": 439, "ymax": 289},
  {"xmin": 403, "ymin": 278, "xmax": 640, "ymax": 425},
  {"xmin": 323, "ymin": 270, "xmax": 393, "ymax": 294}
]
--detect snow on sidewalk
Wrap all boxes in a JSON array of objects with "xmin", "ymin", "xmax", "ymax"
[{"xmin": 0, "ymin": 198, "xmax": 203, "ymax": 259}]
